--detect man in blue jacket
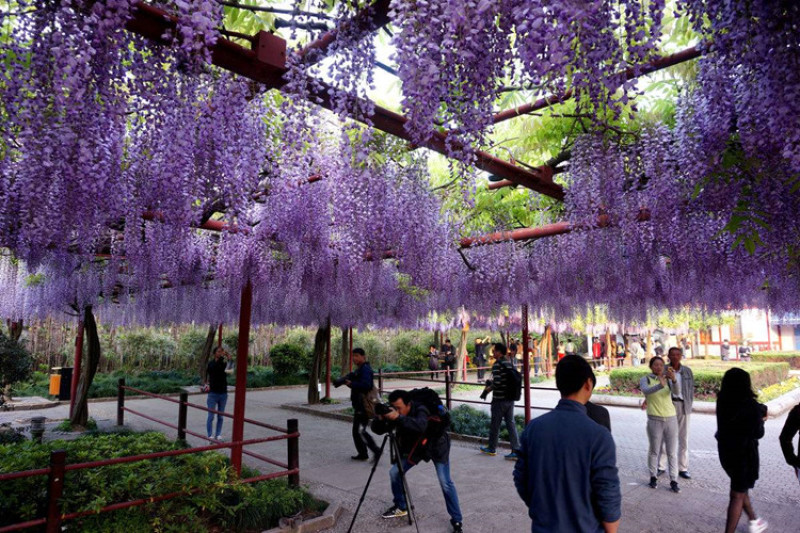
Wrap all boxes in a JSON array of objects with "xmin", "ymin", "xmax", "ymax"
[
  {"xmin": 513, "ymin": 355, "xmax": 621, "ymax": 533},
  {"xmin": 345, "ymin": 348, "xmax": 379, "ymax": 461}
]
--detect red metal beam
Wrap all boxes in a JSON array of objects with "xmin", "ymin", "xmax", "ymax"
[
  {"xmin": 491, "ymin": 46, "xmax": 702, "ymax": 125},
  {"xmin": 123, "ymin": 3, "xmax": 562, "ymax": 199},
  {"xmin": 459, "ymin": 221, "xmax": 573, "ymax": 248}
]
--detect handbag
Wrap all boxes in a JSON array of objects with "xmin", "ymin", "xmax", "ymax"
[{"xmin": 363, "ymin": 386, "xmax": 380, "ymax": 419}]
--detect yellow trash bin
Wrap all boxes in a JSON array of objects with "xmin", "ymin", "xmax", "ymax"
[{"xmin": 49, "ymin": 374, "xmax": 61, "ymax": 396}]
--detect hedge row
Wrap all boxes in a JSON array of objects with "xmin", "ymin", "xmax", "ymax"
[
  {"xmin": 0, "ymin": 431, "xmax": 315, "ymax": 532},
  {"xmin": 608, "ymin": 362, "xmax": 790, "ymax": 399},
  {"xmin": 752, "ymin": 351, "xmax": 800, "ymax": 369}
]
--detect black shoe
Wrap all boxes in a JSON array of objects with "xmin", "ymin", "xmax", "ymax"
[
  {"xmin": 351, "ymin": 454, "xmax": 369, "ymax": 461},
  {"xmin": 381, "ymin": 505, "xmax": 408, "ymax": 519},
  {"xmin": 648, "ymin": 476, "xmax": 657, "ymax": 489},
  {"xmin": 670, "ymin": 481, "xmax": 680, "ymax": 493},
  {"xmin": 679, "ymin": 471, "xmax": 691, "ymax": 479},
  {"xmin": 452, "ymin": 520, "xmax": 463, "ymax": 533},
  {"xmin": 657, "ymin": 468, "xmax": 666, "ymax": 477}
]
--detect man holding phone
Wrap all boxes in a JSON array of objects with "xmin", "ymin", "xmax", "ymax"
[
  {"xmin": 658, "ymin": 347, "xmax": 695, "ymax": 479},
  {"xmin": 205, "ymin": 347, "xmax": 231, "ymax": 440}
]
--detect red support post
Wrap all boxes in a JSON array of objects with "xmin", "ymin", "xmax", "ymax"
[
  {"xmin": 45, "ymin": 450, "xmax": 66, "ymax": 533},
  {"xmin": 348, "ymin": 327, "xmax": 353, "ymax": 372},
  {"xmin": 218, "ymin": 323, "xmax": 223, "ymax": 348},
  {"xmin": 69, "ymin": 320, "xmax": 84, "ymax": 418},
  {"xmin": 287, "ymin": 419, "xmax": 299, "ymax": 488},
  {"xmin": 522, "ymin": 305, "xmax": 531, "ymax": 425},
  {"xmin": 324, "ymin": 325, "xmax": 332, "ymax": 400},
  {"xmin": 117, "ymin": 378, "xmax": 125, "ymax": 426},
  {"xmin": 231, "ymin": 280, "xmax": 253, "ymax": 476}
]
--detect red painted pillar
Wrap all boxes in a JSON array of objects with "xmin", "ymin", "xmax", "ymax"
[
  {"xmin": 348, "ymin": 327, "xmax": 353, "ymax": 372},
  {"xmin": 522, "ymin": 305, "xmax": 531, "ymax": 424},
  {"xmin": 777, "ymin": 325, "xmax": 783, "ymax": 351},
  {"xmin": 766, "ymin": 312, "xmax": 772, "ymax": 350},
  {"xmin": 69, "ymin": 320, "xmax": 84, "ymax": 418},
  {"xmin": 324, "ymin": 324, "xmax": 332, "ymax": 400},
  {"xmin": 218, "ymin": 323, "xmax": 223, "ymax": 348},
  {"xmin": 231, "ymin": 280, "xmax": 252, "ymax": 476}
]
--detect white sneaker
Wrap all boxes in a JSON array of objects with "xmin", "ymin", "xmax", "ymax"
[{"xmin": 749, "ymin": 518, "xmax": 768, "ymax": 533}]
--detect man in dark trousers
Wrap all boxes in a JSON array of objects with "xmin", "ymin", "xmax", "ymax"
[
  {"xmin": 441, "ymin": 338, "xmax": 456, "ymax": 378},
  {"xmin": 373, "ymin": 389, "xmax": 463, "ymax": 533},
  {"xmin": 345, "ymin": 348, "xmax": 380, "ymax": 461},
  {"xmin": 514, "ymin": 355, "xmax": 621, "ymax": 532},
  {"xmin": 479, "ymin": 343, "xmax": 521, "ymax": 460}
]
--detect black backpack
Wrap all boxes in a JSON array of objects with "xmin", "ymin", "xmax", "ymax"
[
  {"xmin": 408, "ymin": 387, "xmax": 451, "ymax": 430},
  {"xmin": 506, "ymin": 364, "xmax": 523, "ymax": 401}
]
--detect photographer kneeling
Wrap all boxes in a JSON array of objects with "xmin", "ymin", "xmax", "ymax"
[{"xmin": 372, "ymin": 389, "xmax": 463, "ymax": 533}]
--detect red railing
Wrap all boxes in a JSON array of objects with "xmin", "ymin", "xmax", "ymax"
[
  {"xmin": 0, "ymin": 379, "xmax": 299, "ymax": 532},
  {"xmin": 376, "ymin": 367, "xmax": 556, "ymax": 421}
]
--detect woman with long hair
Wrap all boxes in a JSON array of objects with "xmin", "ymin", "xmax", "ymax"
[
  {"xmin": 716, "ymin": 368, "xmax": 768, "ymax": 533},
  {"xmin": 640, "ymin": 356, "xmax": 680, "ymax": 492}
]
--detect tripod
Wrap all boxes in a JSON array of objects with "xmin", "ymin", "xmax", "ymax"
[{"xmin": 347, "ymin": 431, "xmax": 419, "ymax": 533}]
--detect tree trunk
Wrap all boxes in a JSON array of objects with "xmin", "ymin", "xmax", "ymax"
[
  {"xmin": 198, "ymin": 323, "xmax": 217, "ymax": 383},
  {"xmin": 307, "ymin": 319, "xmax": 330, "ymax": 404},
  {"xmin": 458, "ymin": 328, "xmax": 468, "ymax": 381},
  {"xmin": 339, "ymin": 326, "xmax": 349, "ymax": 376},
  {"xmin": 70, "ymin": 306, "xmax": 101, "ymax": 428}
]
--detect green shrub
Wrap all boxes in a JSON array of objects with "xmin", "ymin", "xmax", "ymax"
[
  {"xmin": 269, "ymin": 344, "xmax": 308, "ymax": 376},
  {"xmin": 0, "ymin": 431, "xmax": 314, "ymax": 531},
  {"xmin": 448, "ymin": 405, "xmax": 526, "ymax": 440},
  {"xmin": 397, "ymin": 351, "xmax": 428, "ymax": 371},
  {"xmin": 752, "ymin": 351, "xmax": 800, "ymax": 369},
  {"xmin": 0, "ymin": 333, "xmax": 33, "ymax": 391},
  {"xmin": 609, "ymin": 362, "xmax": 790, "ymax": 400},
  {"xmin": 115, "ymin": 330, "xmax": 178, "ymax": 370}
]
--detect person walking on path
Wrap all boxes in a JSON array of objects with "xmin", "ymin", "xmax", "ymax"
[
  {"xmin": 779, "ymin": 402, "xmax": 800, "ymax": 487},
  {"xmin": 721, "ymin": 339, "xmax": 731, "ymax": 361},
  {"xmin": 474, "ymin": 339, "xmax": 487, "ymax": 382},
  {"xmin": 346, "ymin": 348, "xmax": 380, "ymax": 461},
  {"xmin": 513, "ymin": 355, "xmax": 621, "ymax": 533},
  {"xmin": 640, "ymin": 356, "xmax": 681, "ymax": 493},
  {"xmin": 716, "ymin": 368, "xmax": 769, "ymax": 533},
  {"xmin": 372, "ymin": 389, "xmax": 463, "ymax": 533},
  {"xmin": 658, "ymin": 347, "xmax": 695, "ymax": 480},
  {"xmin": 441, "ymin": 338, "xmax": 456, "ymax": 378},
  {"xmin": 479, "ymin": 343, "xmax": 521, "ymax": 460},
  {"xmin": 205, "ymin": 346, "xmax": 231, "ymax": 440}
]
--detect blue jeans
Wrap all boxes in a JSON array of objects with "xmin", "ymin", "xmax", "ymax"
[
  {"xmin": 390, "ymin": 458, "xmax": 462, "ymax": 523},
  {"xmin": 206, "ymin": 392, "xmax": 228, "ymax": 438}
]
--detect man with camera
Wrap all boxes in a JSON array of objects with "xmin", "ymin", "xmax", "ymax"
[
  {"xmin": 479, "ymin": 342, "xmax": 521, "ymax": 459},
  {"xmin": 372, "ymin": 389, "xmax": 463, "ymax": 533},
  {"xmin": 337, "ymin": 347, "xmax": 380, "ymax": 461}
]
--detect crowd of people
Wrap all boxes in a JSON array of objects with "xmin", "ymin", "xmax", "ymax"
[{"xmin": 328, "ymin": 342, "xmax": 800, "ymax": 533}]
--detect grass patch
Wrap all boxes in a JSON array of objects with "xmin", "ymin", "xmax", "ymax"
[
  {"xmin": 0, "ymin": 431, "xmax": 316, "ymax": 532},
  {"xmin": 55, "ymin": 418, "xmax": 98, "ymax": 432}
]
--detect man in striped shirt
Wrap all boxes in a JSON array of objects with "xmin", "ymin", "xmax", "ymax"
[{"xmin": 480, "ymin": 343, "xmax": 521, "ymax": 460}]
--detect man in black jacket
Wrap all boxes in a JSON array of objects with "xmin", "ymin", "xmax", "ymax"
[
  {"xmin": 345, "ymin": 348, "xmax": 379, "ymax": 461},
  {"xmin": 372, "ymin": 389, "xmax": 463, "ymax": 533}
]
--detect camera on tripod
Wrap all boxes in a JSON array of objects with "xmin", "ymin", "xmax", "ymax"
[{"xmin": 374, "ymin": 402, "xmax": 394, "ymax": 416}]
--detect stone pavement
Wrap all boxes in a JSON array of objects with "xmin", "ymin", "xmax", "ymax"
[{"xmin": 2, "ymin": 379, "xmax": 799, "ymax": 532}]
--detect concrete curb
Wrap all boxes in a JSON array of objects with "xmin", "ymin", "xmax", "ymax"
[
  {"xmin": 591, "ymin": 387, "xmax": 800, "ymax": 418},
  {"xmin": 262, "ymin": 503, "xmax": 342, "ymax": 533}
]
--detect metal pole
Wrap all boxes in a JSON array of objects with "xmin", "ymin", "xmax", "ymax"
[
  {"xmin": 45, "ymin": 450, "xmax": 66, "ymax": 533},
  {"xmin": 178, "ymin": 391, "xmax": 188, "ymax": 441},
  {"xmin": 117, "ymin": 378, "xmax": 125, "ymax": 426},
  {"xmin": 522, "ymin": 305, "xmax": 531, "ymax": 425},
  {"xmin": 69, "ymin": 320, "xmax": 84, "ymax": 418},
  {"xmin": 218, "ymin": 323, "xmax": 223, "ymax": 348},
  {"xmin": 324, "ymin": 325, "xmax": 332, "ymax": 400},
  {"xmin": 444, "ymin": 370, "xmax": 452, "ymax": 411},
  {"xmin": 231, "ymin": 280, "xmax": 253, "ymax": 476},
  {"xmin": 287, "ymin": 418, "xmax": 299, "ymax": 487},
  {"xmin": 377, "ymin": 369, "xmax": 383, "ymax": 396}
]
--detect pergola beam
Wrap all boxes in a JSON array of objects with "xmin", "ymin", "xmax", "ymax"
[
  {"xmin": 123, "ymin": 2, "xmax": 562, "ymax": 199},
  {"xmin": 491, "ymin": 46, "xmax": 702, "ymax": 125}
]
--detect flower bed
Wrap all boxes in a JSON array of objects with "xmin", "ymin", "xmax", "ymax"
[
  {"xmin": 607, "ymin": 362, "xmax": 790, "ymax": 401},
  {"xmin": 752, "ymin": 351, "xmax": 800, "ymax": 369}
]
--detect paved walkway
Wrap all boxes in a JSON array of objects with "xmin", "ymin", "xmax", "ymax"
[{"xmin": 2, "ymin": 378, "xmax": 799, "ymax": 532}]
